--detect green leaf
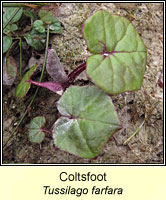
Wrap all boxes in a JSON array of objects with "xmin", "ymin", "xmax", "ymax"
[
  {"xmin": 49, "ymin": 22, "xmax": 62, "ymax": 34},
  {"xmin": 10, "ymin": 23, "xmax": 18, "ymax": 32},
  {"xmin": 3, "ymin": 56, "xmax": 17, "ymax": 85},
  {"xmin": 3, "ymin": 36, "xmax": 12, "ymax": 53},
  {"xmin": 3, "ymin": 24, "xmax": 18, "ymax": 34},
  {"xmin": 33, "ymin": 20, "xmax": 45, "ymax": 33},
  {"xmin": 28, "ymin": 116, "xmax": 45, "ymax": 143},
  {"xmin": 3, "ymin": 7, "xmax": 23, "ymax": 27},
  {"xmin": 53, "ymin": 86, "xmax": 121, "ymax": 159},
  {"xmin": 39, "ymin": 10, "xmax": 54, "ymax": 24},
  {"xmin": 16, "ymin": 65, "xmax": 37, "ymax": 97},
  {"xmin": 23, "ymin": 10, "xmax": 37, "ymax": 20},
  {"xmin": 83, "ymin": 10, "xmax": 147, "ymax": 94},
  {"xmin": 24, "ymin": 29, "xmax": 46, "ymax": 50},
  {"xmin": 39, "ymin": 10, "xmax": 48, "ymax": 18},
  {"xmin": 39, "ymin": 10, "xmax": 62, "ymax": 33}
]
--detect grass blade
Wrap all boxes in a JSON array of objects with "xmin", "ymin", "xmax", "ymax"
[{"xmin": 123, "ymin": 120, "xmax": 145, "ymax": 145}]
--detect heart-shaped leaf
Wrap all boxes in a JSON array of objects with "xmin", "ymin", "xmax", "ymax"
[
  {"xmin": 39, "ymin": 10, "xmax": 62, "ymax": 33},
  {"xmin": 46, "ymin": 49, "xmax": 68, "ymax": 83},
  {"xmin": 3, "ymin": 56, "xmax": 17, "ymax": 85},
  {"xmin": 52, "ymin": 86, "xmax": 121, "ymax": 158},
  {"xmin": 28, "ymin": 116, "xmax": 45, "ymax": 143},
  {"xmin": 39, "ymin": 10, "xmax": 54, "ymax": 24},
  {"xmin": 3, "ymin": 36, "xmax": 12, "ymax": 53},
  {"xmin": 83, "ymin": 10, "xmax": 147, "ymax": 94},
  {"xmin": 16, "ymin": 65, "xmax": 37, "ymax": 97}
]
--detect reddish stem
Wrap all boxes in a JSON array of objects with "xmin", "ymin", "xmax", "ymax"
[
  {"xmin": 158, "ymin": 78, "xmax": 163, "ymax": 88},
  {"xmin": 68, "ymin": 62, "xmax": 86, "ymax": 84},
  {"xmin": 28, "ymin": 80, "xmax": 62, "ymax": 93},
  {"xmin": 27, "ymin": 62, "xmax": 87, "ymax": 93},
  {"xmin": 41, "ymin": 128, "xmax": 52, "ymax": 136}
]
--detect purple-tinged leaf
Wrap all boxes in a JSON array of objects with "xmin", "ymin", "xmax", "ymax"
[
  {"xmin": 83, "ymin": 10, "xmax": 147, "ymax": 94},
  {"xmin": 3, "ymin": 56, "xmax": 17, "ymax": 85},
  {"xmin": 52, "ymin": 86, "xmax": 121, "ymax": 159},
  {"xmin": 28, "ymin": 79, "xmax": 63, "ymax": 94},
  {"xmin": 46, "ymin": 49, "xmax": 68, "ymax": 83}
]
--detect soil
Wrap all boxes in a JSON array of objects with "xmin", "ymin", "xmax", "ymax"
[{"xmin": 3, "ymin": 3, "xmax": 163, "ymax": 164}]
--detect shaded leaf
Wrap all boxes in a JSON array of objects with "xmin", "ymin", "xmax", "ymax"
[
  {"xmin": 3, "ymin": 7, "xmax": 23, "ymax": 28},
  {"xmin": 10, "ymin": 23, "xmax": 18, "ymax": 32},
  {"xmin": 28, "ymin": 116, "xmax": 45, "ymax": 143},
  {"xmin": 23, "ymin": 10, "xmax": 37, "ymax": 20},
  {"xmin": 33, "ymin": 20, "xmax": 45, "ymax": 33},
  {"xmin": 24, "ymin": 28, "xmax": 46, "ymax": 50},
  {"xmin": 3, "ymin": 36, "xmax": 12, "ymax": 53},
  {"xmin": 3, "ymin": 56, "xmax": 17, "ymax": 85},
  {"xmin": 46, "ymin": 49, "xmax": 68, "ymax": 83},
  {"xmin": 49, "ymin": 21, "xmax": 62, "ymax": 34},
  {"xmin": 83, "ymin": 10, "xmax": 147, "ymax": 94},
  {"xmin": 39, "ymin": 10, "xmax": 55, "ymax": 24},
  {"xmin": 53, "ymin": 86, "xmax": 121, "ymax": 158},
  {"xmin": 39, "ymin": 9, "xmax": 62, "ymax": 33},
  {"xmin": 3, "ymin": 23, "xmax": 18, "ymax": 34},
  {"xmin": 16, "ymin": 65, "xmax": 37, "ymax": 97}
]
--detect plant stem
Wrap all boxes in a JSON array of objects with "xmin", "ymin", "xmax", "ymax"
[
  {"xmin": 28, "ymin": 80, "xmax": 62, "ymax": 93},
  {"xmin": 41, "ymin": 128, "xmax": 52, "ymax": 136},
  {"xmin": 68, "ymin": 62, "xmax": 86, "ymax": 84},
  {"xmin": 3, "ymin": 3, "xmax": 43, "ymax": 8},
  {"xmin": 40, "ymin": 25, "xmax": 50, "ymax": 82},
  {"xmin": 3, "ymin": 25, "xmax": 50, "ymax": 149},
  {"xmin": 3, "ymin": 7, "xmax": 21, "ymax": 30},
  {"xmin": 19, "ymin": 37, "xmax": 22, "ymax": 76}
]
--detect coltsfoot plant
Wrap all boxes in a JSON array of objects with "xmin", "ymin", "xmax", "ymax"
[{"xmin": 16, "ymin": 10, "xmax": 147, "ymax": 159}]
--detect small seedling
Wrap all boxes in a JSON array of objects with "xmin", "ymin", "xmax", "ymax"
[
  {"xmin": 16, "ymin": 10, "xmax": 147, "ymax": 159},
  {"xmin": 3, "ymin": 5, "xmax": 62, "ymax": 85},
  {"xmin": 24, "ymin": 10, "xmax": 62, "ymax": 51},
  {"xmin": 3, "ymin": 7, "xmax": 23, "ymax": 53}
]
